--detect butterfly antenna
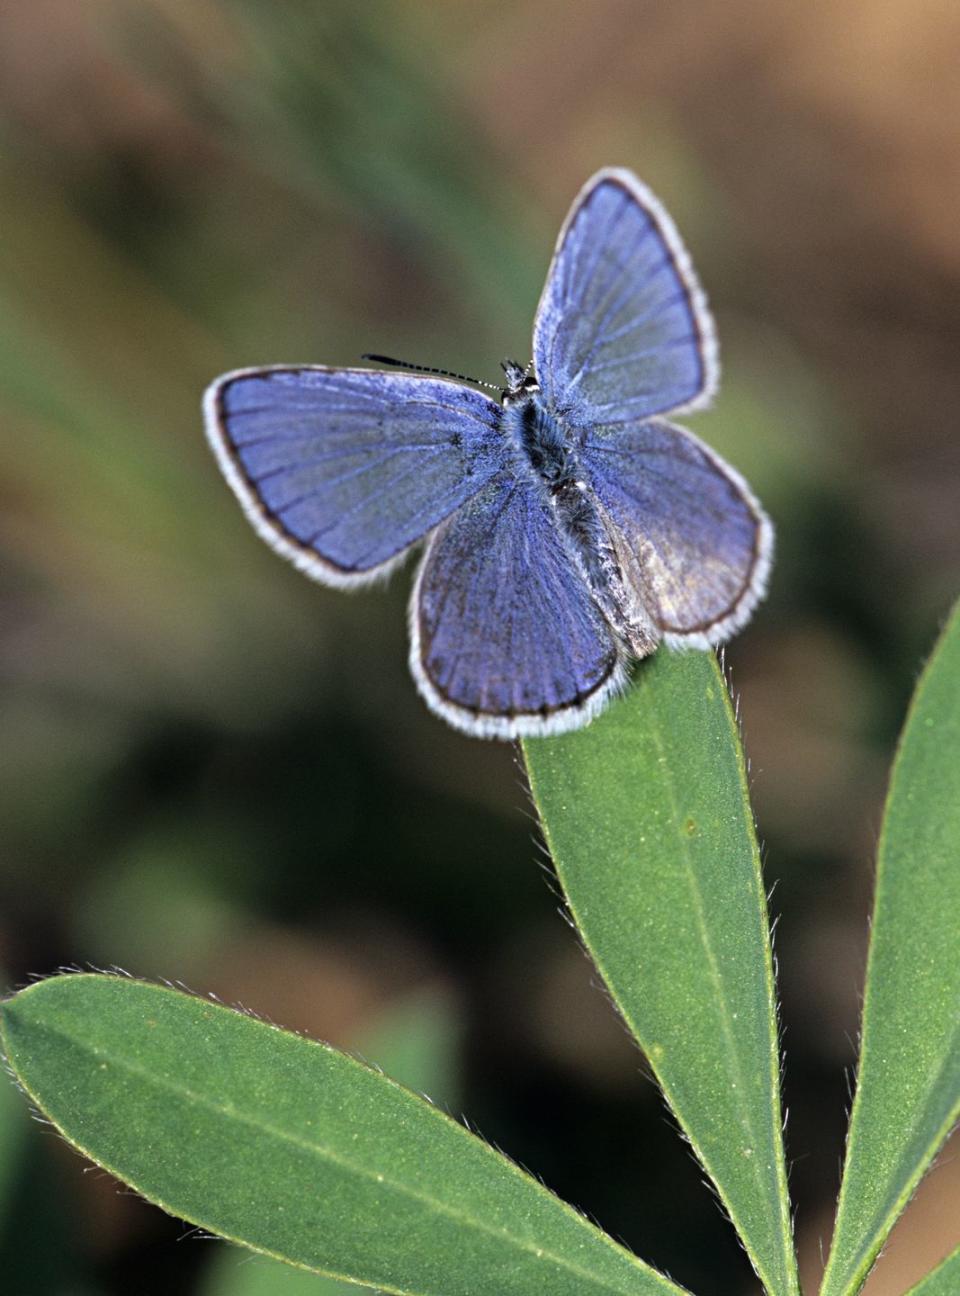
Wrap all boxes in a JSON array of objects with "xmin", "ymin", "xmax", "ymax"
[{"xmin": 361, "ymin": 354, "xmax": 500, "ymax": 392}]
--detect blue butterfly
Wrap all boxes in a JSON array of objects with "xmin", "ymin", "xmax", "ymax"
[{"xmin": 204, "ymin": 168, "xmax": 772, "ymax": 739}]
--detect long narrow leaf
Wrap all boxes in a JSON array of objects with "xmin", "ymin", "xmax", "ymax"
[
  {"xmin": 0, "ymin": 974, "xmax": 688, "ymax": 1296},
  {"xmin": 202, "ymin": 990, "xmax": 462, "ymax": 1296},
  {"xmin": 0, "ymin": 1010, "xmax": 25, "ymax": 1217},
  {"xmin": 523, "ymin": 650, "xmax": 798, "ymax": 1296},
  {"xmin": 902, "ymin": 1245, "xmax": 960, "ymax": 1296},
  {"xmin": 819, "ymin": 602, "xmax": 960, "ymax": 1296}
]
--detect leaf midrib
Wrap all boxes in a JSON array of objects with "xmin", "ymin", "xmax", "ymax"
[
  {"xmin": 9, "ymin": 1007, "xmax": 681, "ymax": 1296},
  {"xmin": 820, "ymin": 603, "xmax": 960, "ymax": 1296},
  {"xmin": 826, "ymin": 1014, "xmax": 960, "ymax": 1292},
  {"xmin": 640, "ymin": 671, "xmax": 793, "ymax": 1295}
]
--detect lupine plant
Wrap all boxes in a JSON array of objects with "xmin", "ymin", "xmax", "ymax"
[{"xmin": 2, "ymin": 601, "xmax": 958, "ymax": 1296}]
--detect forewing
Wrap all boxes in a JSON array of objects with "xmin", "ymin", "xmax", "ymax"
[
  {"xmin": 581, "ymin": 419, "xmax": 772, "ymax": 645},
  {"xmin": 204, "ymin": 366, "xmax": 506, "ymax": 587},
  {"xmin": 411, "ymin": 475, "xmax": 625, "ymax": 738},
  {"xmin": 533, "ymin": 168, "xmax": 717, "ymax": 425}
]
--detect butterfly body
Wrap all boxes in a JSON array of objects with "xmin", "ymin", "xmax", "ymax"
[
  {"xmin": 502, "ymin": 377, "xmax": 662, "ymax": 659},
  {"xmin": 205, "ymin": 168, "xmax": 773, "ymax": 739}
]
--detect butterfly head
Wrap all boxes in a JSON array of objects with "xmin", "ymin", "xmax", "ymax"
[{"xmin": 500, "ymin": 359, "xmax": 539, "ymax": 406}]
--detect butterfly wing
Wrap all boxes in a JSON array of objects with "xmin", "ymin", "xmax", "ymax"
[
  {"xmin": 580, "ymin": 418, "xmax": 772, "ymax": 647},
  {"xmin": 533, "ymin": 168, "xmax": 717, "ymax": 425},
  {"xmin": 411, "ymin": 475, "xmax": 625, "ymax": 738},
  {"xmin": 204, "ymin": 366, "xmax": 507, "ymax": 587}
]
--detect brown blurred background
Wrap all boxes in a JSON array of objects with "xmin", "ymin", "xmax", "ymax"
[{"xmin": 0, "ymin": 2, "xmax": 958, "ymax": 1294}]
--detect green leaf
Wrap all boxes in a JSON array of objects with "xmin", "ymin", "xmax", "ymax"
[
  {"xmin": 0, "ymin": 1002, "xmax": 26, "ymax": 1218},
  {"xmin": 902, "ymin": 1245, "xmax": 960, "ymax": 1296},
  {"xmin": 202, "ymin": 988, "xmax": 462, "ymax": 1296},
  {"xmin": 0, "ymin": 974, "xmax": 688, "ymax": 1296},
  {"xmin": 819, "ymin": 602, "xmax": 960, "ymax": 1296},
  {"xmin": 0, "ymin": 988, "xmax": 82, "ymax": 1296},
  {"xmin": 522, "ymin": 650, "xmax": 798, "ymax": 1296}
]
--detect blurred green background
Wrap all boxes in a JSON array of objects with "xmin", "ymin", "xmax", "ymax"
[{"xmin": 0, "ymin": 2, "xmax": 958, "ymax": 1294}]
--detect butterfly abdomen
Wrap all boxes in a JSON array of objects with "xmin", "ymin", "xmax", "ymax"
[{"xmin": 550, "ymin": 478, "xmax": 658, "ymax": 658}]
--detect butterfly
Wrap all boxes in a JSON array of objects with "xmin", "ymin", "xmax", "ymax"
[{"xmin": 204, "ymin": 168, "xmax": 772, "ymax": 740}]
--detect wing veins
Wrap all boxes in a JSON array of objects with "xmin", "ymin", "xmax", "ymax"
[
  {"xmin": 425, "ymin": 482, "xmax": 519, "ymax": 694},
  {"xmin": 559, "ymin": 240, "xmax": 677, "ymax": 384},
  {"xmin": 587, "ymin": 453, "xmax": 742, "ymax": 516},
  {"xmin": 565, "ymin": 335, "xmax": 699, "ymax": 395},
  {"xmin": 250, "ymin": 442, "xmax": 443, "ymax": 488},
  {"xmin": 547, "ymin": 190, "xmax": 632, "ymax": 386}
]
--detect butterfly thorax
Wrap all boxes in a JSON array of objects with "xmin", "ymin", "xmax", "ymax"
[
  {"xmin": 500, "ymin": 361, "xmax": 573, "ymax": 485},
  {"xmin": 506, "ymin": 392, "xmax": 575, "ymax": 486}
]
